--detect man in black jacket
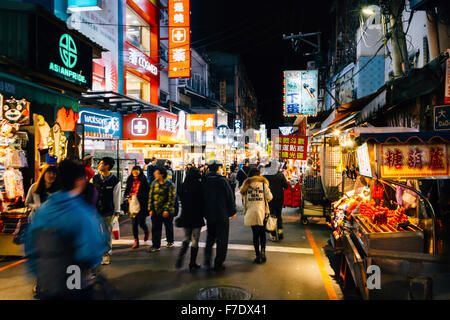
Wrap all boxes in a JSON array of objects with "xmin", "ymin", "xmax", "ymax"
[
  {"xmin": 202, "ymin": 161, "xmax": 236, "ymax": 271},
  {"xmin": 263, "ymin": 162, "xmax": 289, "ymax": 241},
  {"xmin": 236, "ymin": 159, "xmax": 251, "ymax": 188},
  {"xmin": 147, "ymin": 157, "xmax": 157, "ymax": 185}
]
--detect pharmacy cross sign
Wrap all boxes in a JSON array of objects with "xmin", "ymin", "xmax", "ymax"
[
  {"xmin": 59, "ymin": 34, "xmax": 78, "ymax": 69},
  {"xmin": 131, "ymin": 118, "xmax": 148, "ymax": 136}
]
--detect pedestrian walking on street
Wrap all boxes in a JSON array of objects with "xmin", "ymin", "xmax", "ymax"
[
  {"xmin": 147, "ymin": 157, "xmax": 157, "ymax": 185},
  {"xmin": 148, "ymin": 167, "xmax": 176, "ymax": 252},
  {"xmin": 25, "ymin": 159, "xmax": 109, "ymax": 300},
  {"xmin": 175, "ymin": 167, "xmax": 205, "ymax": 271},
  {"xmin": 25, "ymin": 165, "xmax": 60, "ymax": 220},
  {"xmin": 83, "ymin": 154, "xmax": 95, "ymax": 182},
  {"xmin": 124, "ymin": 166, "xmax": 150, "ymax": 249},
  {"xmin": 240, "ymin": 168, "xmax": 273, "ymax": 264},
  {"xmin": 237, "ymin": 159, "xmax": 251, "ymax": 188},
  {"xmin": 93, "ymin": 157, "xmax": 121, "ymax": 265},
  {"xmin": 263, "ymin": 161, "xmax": 289, "ymax": 241},
  {"xmin": 202, "ymin": 161, "xmax": 236, "ymax": 271},
  {"xmin": 229, "ymin": 164, "xmax": 238, "ymax": 193}
]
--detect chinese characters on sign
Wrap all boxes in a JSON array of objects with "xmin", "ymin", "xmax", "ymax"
[
  {"xmin": 356, "ymin": 143, "xmax": 372, "ymax": 178},
  {"xmin": 186, "ymin": 114, "xmax": 215, "ymax": 131},
  {"xmin": 273, "ymin": 135, "xmax": 308, "ymax": 160},
  {"xmin": 380, "ymin": 144, "xmax": 449, "ymax": 178},
  {"xmin": 434, "ymin": 105, "xmax": 450, "ymax": 131},
  {"xmin": 283, "ymin": 70, "xmax": 318, "ymax": 117},
  {"xmin": 168, "ymin": 0, "xmax": 190, "ymax": 78},
  {"xmin": 158, "ymin": 115, "xmax": 177, "ymax": 133}
]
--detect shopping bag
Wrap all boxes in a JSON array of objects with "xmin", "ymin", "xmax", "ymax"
[
  {"xmin": 265, "ymin": 215, "xmax": 277, "ymax": 232},
  {"xmin": 112, "ymin": 217, "xmax": 120, "ymax": 240},
  {"xmin": 129, "ymin": 195, "xmax": 141, "ymax": 218}
]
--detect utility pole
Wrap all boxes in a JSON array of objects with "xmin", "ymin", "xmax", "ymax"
[
  {"xmin": 282, "ymin": 32, "xmax": 322, "ymax": 56},
  {"xmin": 388, "ymin": 0, "xmax": 410, "ymax": 77}
]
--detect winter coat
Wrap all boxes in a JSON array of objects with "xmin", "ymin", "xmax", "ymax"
[
  {"xmin": 147, "ymin": 164, "xmax": 157, "ymax": 184},
  {"xmin": 25, "ymin": 191, "xmax": 109, "ymax": 293},
  {"xmin": 202, "ymin": 172, "xmax": 236, "ymax": 223},
  {"xmin": 264, "ymin": 172, "xmax": 289, "ymax": 203},
  {"xmin": 124, "ymin": 175, "xmax": 149, "ymax": 216},
  {"xmin": 240, "ymin": 175, "xmax": 273, "ymax": 227},
  {"xmin": 148, "ymin": 178, "xmax": 176, "ymax": 216},
  {"xmin": 178, "ymin": 176, "xmax": 205, "ymax": 229},
  {"xmin": 25, "ymin": 182, "xmax": 57, "ymax": 221}
]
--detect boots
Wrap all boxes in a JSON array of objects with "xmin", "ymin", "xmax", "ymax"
[
  {"xmin": 175, "ymin": 241, "xmax": 189, "ymax": 269},
  {"xmin": 132, "ymin": 239, "xmax": 139, "ymax": 249},
  {"xmin": 144, "ymin": 231, "xmax": 149, "ymax": 242},
  {"xmin": 189, "ymin": 247, "xmax": 201, "ymax": 271},
  {"xmin": 253, "ymin": 246, "xmax": 261, "ymax": 264},
  {"xmin": 261, "ymin": 246, "xmax": 267, "ymax": 263},
  {"xmin": 277, "ymin": 229, "xmax": 284, "ymax": 240}
]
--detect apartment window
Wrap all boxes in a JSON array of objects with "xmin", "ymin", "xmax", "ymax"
[
  {"xmin": 126, "ymin": 6, "xmax": 151, "ymax": 54},
  {"xmin": 126, "ymin": 72, "xmax": 151, "ymax": 102}
]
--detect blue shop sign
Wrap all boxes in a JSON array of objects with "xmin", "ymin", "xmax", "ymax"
[
  {"xmin": 434, "ymin": 105, "xmax": 450, "ymax": 131},
  {"xmin": 79, "ymin": 107, "xmax": 122, "ymax": 139}
]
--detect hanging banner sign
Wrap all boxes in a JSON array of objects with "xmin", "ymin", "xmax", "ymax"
[
  {"xmin": 186, "ymin": 114, "xmax": 215, "ymax": 131},
  {"xmin": 283, "ymin": 70, "xmax": 318, "ymax": 117},
  {"xmin": 379, "ymin": 144, "xmax": 449, "ymax": 178},
  {"xmin": 357, "ymin": 143, "xmax": 373, "ymax": 178},
  {"xmin": 434, "ymin": 105, "xmax": 450, "ymax": 131},
  {"xmin": 168, "ymin": 0, "xmax": 191, "ymax": 78},
  {"xmin": 79, "ymin": 107, "xmax": 122, "ymax": 139},
  {"xmin": 273, "ymin": 135, "xmax": 308, "ymax": 160},
  {"xmin": 445, "ymin": 49, "xmax": 450, "ymax": 105}
]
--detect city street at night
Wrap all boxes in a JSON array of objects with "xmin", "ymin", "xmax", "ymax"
[{"xmin": 0, "ymin": 0, "xmax": 450, "ymax": 308}]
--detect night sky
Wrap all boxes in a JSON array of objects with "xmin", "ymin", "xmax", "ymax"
[{"xmin": 191, "ymin": 0, "xmax": 334, "ymax": 130}]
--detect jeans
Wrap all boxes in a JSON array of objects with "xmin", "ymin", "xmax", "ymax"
[
  {"xmin": 151, "ymin": 215, "xmax": 174, "ymax": 248},
  {"xmin": 183, "ymin": 227, "xmax": 201, "ymax": 248},
  {"xmin": 132, "ymin": 215, "xmax": 149, "ymax": 240},
  {"xmin": 205, "ymin": 220, "xmax": 229, "ymax": 267},
  {"xmin": 102, "ymin": 216, "xmax": 113, "ymax": 255}
]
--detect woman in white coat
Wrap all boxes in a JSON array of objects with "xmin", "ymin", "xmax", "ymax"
[{"xmin": 240, "ymin": 168, "xmax": 273, "ymax": 264}]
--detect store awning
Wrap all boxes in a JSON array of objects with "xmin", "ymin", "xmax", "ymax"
[
  {"xmin": 358, "ymin": 131, "xmax": 450, "ymax": 144},
  {"xmin": 77, "ymin": 91, "xmax": 166, "ymax": 114},
  {"xmin": 0, "ymin": 71, "xmax": 79, "ymax": 110}
]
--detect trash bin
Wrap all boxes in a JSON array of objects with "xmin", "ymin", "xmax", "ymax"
[{"xmin": 197, "ymin": 286, "xmax": 252, "ymax": 300}]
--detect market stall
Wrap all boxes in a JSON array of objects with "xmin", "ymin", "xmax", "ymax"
[{"xmin": 331, "ymin": 131, "xmax": 450, "ymax": 299}]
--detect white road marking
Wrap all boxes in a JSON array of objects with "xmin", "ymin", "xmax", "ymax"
[{"xmin": 112, "ymin": 239, "xmax": 313, "ymax": 255}]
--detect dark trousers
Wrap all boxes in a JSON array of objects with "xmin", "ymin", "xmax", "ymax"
[
  {"xmin": 132, "ymin": 215, "xmax": 149, "ymax": 240},
  {"xmin": 251, "ymin": 226, "xmax": 266, "ymax": 255},
  {"xmin": 205, "ymin": 220, "xmax": 229, "ymax": 267},
  {"xmin": 269, "ymin": 200, "xmax": 283, "ymax": 233},
  {"xmin": 151, "ymin": 215, "xmax": 174, "ymax": 248}
]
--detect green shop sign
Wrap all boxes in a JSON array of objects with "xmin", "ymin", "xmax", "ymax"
[{"xmin": 36, "ymin": 17, "xmax": 92, "ymax": 89}]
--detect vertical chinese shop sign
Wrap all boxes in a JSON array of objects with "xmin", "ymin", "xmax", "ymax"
[
  {"xmin": 380, "ymin": 144, "xmax": 449, "ymax": 178},
  {"xmin": 168, "ymin": 0, "xmax": 191, "ymax": 78},
  {"xmin": 273, "ymin": 135, "xmax": 308, "ymax": 160}
]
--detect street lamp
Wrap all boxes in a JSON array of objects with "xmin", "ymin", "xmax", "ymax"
[{"xmin": 362, "ymin": 7, "xmax": 376, "ymax": 16}]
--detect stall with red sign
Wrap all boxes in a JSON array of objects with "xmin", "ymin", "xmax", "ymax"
[{"xmin": 331, "ymin": 131, "xmax": 450, "ymax": 300}]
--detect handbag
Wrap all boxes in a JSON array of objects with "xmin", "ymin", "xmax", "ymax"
[
  {"xmin": 265, "ymin": 215, "xmax": 277, "ymax": 232},
  {"xmin": 129, "ymin": 194, "xmax": 141, "ymax": 218},
  {"xmin": 112, "ymin": 217, "xmax": 120, "ymax": 240}
]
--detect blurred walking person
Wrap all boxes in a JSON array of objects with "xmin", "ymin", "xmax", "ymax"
[
  {"xmin": 175, "ymin": 167, "xmax": 205, "ymax": 271},
  {"xmin": 93, "ymin": 157, "xmax": 121, "ymax": 265},
  {"xmin": 124, "ymin": 166, "xmax": 150, "ymax": 249},
  {"xmin": 25, "ymin": 159, "xmax": 109, "ymax": 300},
  {"xmin": 147, "ymin": 157, "xmax": 157, "ymax": 185},
  {"xmin": 240, "ymin": 168, "xmax": 273, "ymax": 264},
  {"xmin": 148, "ymin": 167, "xmax": 176, "ymax": 252},
  {"xmin": 26, "ymin": 165, "xmax": 59, "ymax": 220},
  {"xmin": 236, "ymin": 159, "xmax": 250, "ymax": 188},
  {"xmin": 202, "ymin": 161, "xmax": 236, "ymax": 271}
]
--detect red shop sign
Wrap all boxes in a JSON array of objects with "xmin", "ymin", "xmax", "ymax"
[{"xmin": 273, "ymin": 135, "xmax": 308, "ymax": 160}]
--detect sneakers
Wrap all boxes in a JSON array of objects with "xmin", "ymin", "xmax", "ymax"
[
  {"xmin": 167, "ymin": 242, "xmax": 175, "ymax": 248},
  {"xmin": 148, "ymin": 246, "xmax": 160, "ymax": 253},
  {"xmin": 144, "ymin": 232, "xmax": 149, "ymax": 242},
  {"xmin": 101, "ymin": 254, "xmax": 110, "ymax": 265}
]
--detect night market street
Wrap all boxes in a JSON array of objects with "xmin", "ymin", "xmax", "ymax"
[{"xmin": 0, "ymin": 208, "xmax": 356, "ymax": 300}]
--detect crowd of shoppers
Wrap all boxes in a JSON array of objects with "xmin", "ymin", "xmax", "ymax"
[{"xmin": 24, "ymin": 155, "xmax": 294, "ymax": 299}]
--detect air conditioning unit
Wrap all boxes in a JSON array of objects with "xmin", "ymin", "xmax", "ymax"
[{"xmin": 178, "ymin": 79, "xmax": 188, "ymax": 87}]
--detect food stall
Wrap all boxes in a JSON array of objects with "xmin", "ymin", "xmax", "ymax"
[{"xmin": 332, "ymin": 131, "xmax": 450, "ymax": 299}]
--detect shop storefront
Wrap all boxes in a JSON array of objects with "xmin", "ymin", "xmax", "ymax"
[
  {"xmin": 185, "ymin": 113, "xmax": 215, "ymax": 165},
  {"xmin": 330, "ymin": 131, "xmax": 450, "ymax": 299},
  {"xmin": 0, "ymin": 2, "xmax": 102, "ymax": 256},
  {"xmin": 123, "ymin": 110, "xmax": 187, "ymax": 169}
]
